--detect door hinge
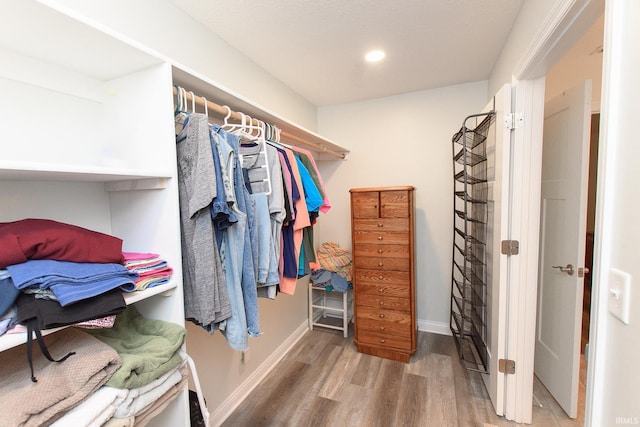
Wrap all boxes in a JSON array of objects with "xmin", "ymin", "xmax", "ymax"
[
  {"xmin": 505, "ymin": 112, "xmax": 524, "ymax": 130},
  {"xmin": 501, "ymin": 240, "xmax": 519, "ymax": 255},
  {"xmin": 499, "ymin": 359, "xmax": 516, "ymax": 374}
]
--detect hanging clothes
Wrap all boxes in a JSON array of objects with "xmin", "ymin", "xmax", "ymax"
[
  {"xmin": 240, "ymin": 141, "xmax": 284, "ymax": 299},
  {"xmin": 212, "ymin": 126, "xmax": 261, "ymax": 346},
  {"xmin": 278, "ymin": 147, "xmax": 311, "ymax": 295},
  {"xmin": 290, "ymin": 146, "xmax": 332, "ymax": 214},
  {"xmin": 275, "ymin": 149, "xmax": 298, "ymax": 284},
  {"xmin": 293, "ymin": 156, "xmax": 323, "ymax": 276},
  {"xmin": 175, "ymin": 112, "xmax": 231, "ymax": 328},
  {"xmin": 172, "ymin": 88, "xmax": 336, "ymax": 349}
]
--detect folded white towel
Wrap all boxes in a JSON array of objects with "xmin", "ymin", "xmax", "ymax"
[
  {"xmin": 114, "ymin": 365, "xmax": 184, "ymax": 418},
  {"xmin": 51, "ymin": 387, "xmax": 127, "ymax": 427}
]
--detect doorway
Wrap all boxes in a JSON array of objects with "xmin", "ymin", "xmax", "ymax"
[{"xmin": 534, "ymin": 12, "xmax": 603, "ymax": 420}]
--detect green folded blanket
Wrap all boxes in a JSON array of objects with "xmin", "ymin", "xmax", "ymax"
[{"xmin": 88, "ymin": 306, "xmax": 186, "ymax": 389}]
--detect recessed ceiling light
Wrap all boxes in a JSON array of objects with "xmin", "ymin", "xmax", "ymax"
[{"xmin": 365, "ymin": 50, "xmax": 385, "ymax": 63}]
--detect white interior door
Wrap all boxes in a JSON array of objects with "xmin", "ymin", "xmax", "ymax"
[
  {"xmin": 482, "ymin": 84, "xmax": 512, "ymax": 416},
  {"xmin": 536, "ymin": 80, "xmax": 592, "ymax": 418}
]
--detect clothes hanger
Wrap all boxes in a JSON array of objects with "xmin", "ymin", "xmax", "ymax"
[
  {"xmin": 235, "ymin": 117, "xmax": 272, "ymax": 196},
  {"xmin": 174, "ymin": 87, "xmax": 190, "ymax": 139},
  {"xmin": 202, "ymin": 97, "xmax": 209, "ymax": 120},
  {"xmin": 174, "ymin": 85, "xmax": 189, "ymax": 115},
  {"xmin": 221, "ymin": 105, "xmax": 240, "ymax": 132},
  {"xmin": 232, "ymin": 112, "xmax": 260, "ymax": 142},
  {"xmin": 189, "ymin": 91, "xmax": 197, "ymax": 114}
]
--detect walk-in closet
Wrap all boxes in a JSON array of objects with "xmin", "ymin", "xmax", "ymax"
[{"xmin": 0, "ymin": 1, "xmax": 626, "ymax": 426}]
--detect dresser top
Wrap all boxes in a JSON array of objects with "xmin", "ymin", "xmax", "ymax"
[{"xmin": 349, "ymin": 186, "xmax": 415, "ymax": 193}]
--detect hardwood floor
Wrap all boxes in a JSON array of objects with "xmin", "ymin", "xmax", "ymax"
[{"xmin": 221, "ymin": 327, "xmax": 584, "ymax": 427}]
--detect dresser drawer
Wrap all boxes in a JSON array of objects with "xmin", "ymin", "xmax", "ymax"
[
  {"xmin": 357, "ymin": 330, "xmax": 412, "ymax": 351},
  {"xmin": 353, "ymin": 218, "xmax": 409, "ymax": 232},
  {"xmin": 356, "ymin": 306, "xmax": 412, "ymax": 326},
  {"xmin": 356, "ymin": 329, "xmax": 413, "ymax": 351},
  {"xmin": 356, "ymin": 315, "xmax": 412, "ymax": 337},
  {"xmin": 355, "ymin": 281, "xmax": 411, "ymax": 298},
  {"xmin": 354, "ymin": 269, "xmax": 410, "ymax": 286},
  {"xmin": 353, "ymin": 231, "xmax": 409, "ymax": 245},
  {"xmin": 353, "ymin": 243, "xmax": 410, "ymax": 259},
  {"xmin": 354, "ymin": 256, "xmax": 410, "ymax": 271},
  {"xmin": 356, "ymin": 294, "xmax": 411, "ymax": 311}
]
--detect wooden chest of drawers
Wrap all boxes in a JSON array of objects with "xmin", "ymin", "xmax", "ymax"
[{"xmin": 350, "ymin": 186, "xmax": 416, "ymax": 363}]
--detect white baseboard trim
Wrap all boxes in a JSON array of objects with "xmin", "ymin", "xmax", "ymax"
[
  {"xmin": 209, "ymin": 321, "xmax": 309, "ymax": 427},
  {"xmin": 417, "ymin": 319, "xmax": 452, "ymax": 336}
]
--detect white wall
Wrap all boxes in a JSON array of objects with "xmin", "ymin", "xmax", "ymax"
[
  {"xmin": 488, "ymin": 0, "xmax": 558, "ymax": 95},
  {"xmin": 588, "ymin": 1, "xmax": 640, "ymax": 425},
  {"xmin": 45, "ymin": 0, "xmax": 317, "ymax": 129},
  {"xmin": 317, "ymin": 81, "xmax": 489, "ymax": 333}
]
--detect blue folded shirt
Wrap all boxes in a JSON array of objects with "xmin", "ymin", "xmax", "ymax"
[{"xmin": 7, "ymin": 260, "xmax": 138, "ymax": 306}]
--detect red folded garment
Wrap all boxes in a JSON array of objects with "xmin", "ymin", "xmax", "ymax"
[{"xmin": 0, "ymin": 218, "xmax": 124, "ymax": 268}]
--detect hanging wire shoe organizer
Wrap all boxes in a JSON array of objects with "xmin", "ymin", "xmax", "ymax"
[{"xmin": 450, "ymin": 111, "xmax": 496, "ymax": 373}]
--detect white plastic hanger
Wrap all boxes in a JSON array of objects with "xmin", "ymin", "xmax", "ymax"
[
  {"xmin": 221, "ymin": 105, "xmax": 243, "ymax": 133},
  {"xmin": 189, "ymin": 91, "xmax": 196, "ymax": 113},
  {"xmin": 202, "ymin": 97, "xmax": 209, "ymax": 123}
]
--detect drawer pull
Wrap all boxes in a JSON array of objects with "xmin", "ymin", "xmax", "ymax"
[
  {"xmin": 380, "ymin": 326, "xmax": 385, "ymax": 331},
  {"xmin": 379, "ymin": 314, "xmax": 385, "ymax": 319},
  {"xmin": 378, "ymin": 288, "xmax": 384, "ymax": 293},
  {"xmin": 377, "ymin": 236, "xmax": 383, "ymax": 241},
  {"xmin": 380, "ymin": 339, "xmax": 386, "ymax": 343},
  {"xmin": 379, "ymin": 301, "xmax": 384, "ymax": 306},
  {"xmin": 378, "ymin": 223, "xmax": 383, "ymax": 227},
  {"xmin": 378, "ymin": 249, "xmax": 383, "ymax": 254},
  {"xmin": 378, "ymin": 276, "xmax": 383, "ymax": 280},
  {"xmin": 378, "ymin": 262, "xmax": 383, "ymax": 267}
]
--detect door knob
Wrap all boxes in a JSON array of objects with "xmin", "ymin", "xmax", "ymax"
[{"xmin": 552, "ymin": 264, "xmax": 574, "ymax": 276}]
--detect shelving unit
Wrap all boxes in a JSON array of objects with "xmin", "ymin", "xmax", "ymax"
[
  {"xmin": 0, "ymin": 2, "xmax": 187, "ymax": 426},
  {"xmin": 308, "ymin": 283, "xmax": 353, "ymax": 337},
  {"xmin": 450, "ymin": 112, "xmax": 495, "ymax": 372}
]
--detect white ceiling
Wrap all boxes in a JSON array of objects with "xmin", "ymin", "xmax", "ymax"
[{"xmin": 172, "ymin": 0, "xmax": 523, "ymax": 106}]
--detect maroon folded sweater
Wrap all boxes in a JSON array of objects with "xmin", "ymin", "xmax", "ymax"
[{"xmin": 0, "ymin": 218, "xmax": 124, "ymax": 268}]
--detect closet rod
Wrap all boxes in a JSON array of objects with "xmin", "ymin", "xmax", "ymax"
[{"xmin": 173, "ymin": 87, "xmax": 346, "ymax": 159}]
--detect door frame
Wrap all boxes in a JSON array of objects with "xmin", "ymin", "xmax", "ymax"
[{"xmin": 502, "ymin": 0, "xmax": 604, "ymax": 423}]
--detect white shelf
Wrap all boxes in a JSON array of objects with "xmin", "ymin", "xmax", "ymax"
[
  {"xmin": 0, "ymin": 161, "xmax": 172, "ymax": 183},
  {"xmin": 0, "ymin": 281, "xmax": 178, "ymax": 353},
  {"xmin": 123, "ymin": 282, "xmax": 177, "ymax": 305},
  {"xmin": 0, "ymin": 2, "xmax": 161, "ymax": 82}
]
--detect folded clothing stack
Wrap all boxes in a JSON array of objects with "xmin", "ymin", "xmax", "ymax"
[
  {"xmin": 87, "ymin": 305, "xmax": 186, "ymax": 389},
  {"xmin": 122, "ymin": 252, "xmax": 174, "ymax": 291},
  {"xmin": 0, "ymin": 328, "xmax": 121, "ymax": 427},
  {"xmin": 7, "ymin": 260, "xmax": 138, "ymax": 307}
]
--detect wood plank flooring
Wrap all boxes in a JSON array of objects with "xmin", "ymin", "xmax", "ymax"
[{"xmin": 221, "ymin": 327, "xmax": 585, "ymax": 427}]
